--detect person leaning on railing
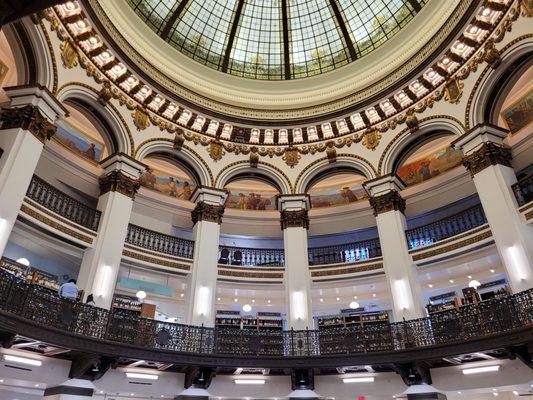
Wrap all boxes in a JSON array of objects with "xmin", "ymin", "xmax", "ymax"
[{"xmin": 58, "ymin": 279, "xmax": 79, "ymax": 300}]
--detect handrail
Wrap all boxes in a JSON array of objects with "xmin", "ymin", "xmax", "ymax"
[
  {"xmin": 125, "ymin": 224, "xmax": 195, "ymax": 260},
  {"xmin": 0, "ymin": 268, "xmax": 530, "ymax": 358},
  {"xmin": 512, "ymin": 174, "xmax": 533, "ymax": 207},
  {"xmin": 405, "ymin": 204, "xmax": 487, "ymax": 249},
  {"xmin": 308, "ymin": 238, "xmax": 382, "ymax": 266},
  {"xmin": 26, "ymin": 175, "xmax": 101, "ymax": 231},
  {"xmin": 218, "ymin": 245, "xmax": 285, "ymax": 267}
]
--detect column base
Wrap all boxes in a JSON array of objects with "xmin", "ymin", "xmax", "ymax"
[{"xmin": 175, "ymin": 387, "xmax": 210, "ymax": 399}]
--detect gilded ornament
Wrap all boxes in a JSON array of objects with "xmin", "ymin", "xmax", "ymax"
[
  {"xmin": 249, "ymin": 147, "xmax": 259, "ymax": 168},
  {"xmin": 132, "ymin": 108, "xmax": 150, "ymax": 131},
  {"xmin": 520, "ymin": 0, "xmax": 533, "ymax": 17},
  {"xmin": 98, "ymin": 81, "xmax": 113, "ymax": 105},
  {"xmin": 208, "ymin": 140, "xmax": 225, "ymax": 162},
  {"xmin": 60, "ymin": 40, "xmax": 78, "ymax": 69},
  {"xmin": 325, "ymin": 142, "xmax": 337, "ymax": 163},
  {"xmin": 173, "ymin": 129, "xmax": 185, "ymax": 151},
  {"xmin": 282, "ymin": 147, "xmax": 301, "ymax": 168},
  {"xmin": 405, "ymin": 111, "xmax": 419, "ymax": 133},
  {"xmin": 483, "ymin": 40, "xmax": 501, "ymax": 67},
  {"xmin": 444, "ymin": 77, "xmax": 464, "ymax": 104},
  {"xmin": 362, "ymin": 129, "xmax": 381, "ymax": 151}
]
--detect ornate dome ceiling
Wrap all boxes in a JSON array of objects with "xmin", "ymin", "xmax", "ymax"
[{"xmin": 126, "ymin": 0, "xmax": 426, "ymax": 80}]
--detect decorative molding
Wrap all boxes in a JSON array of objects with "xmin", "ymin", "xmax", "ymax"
[
  {"xmin": 361, "ymin": 129, "xmax": 381, "ymax": 150},
  {"xmin": 218, "ymin": 269, "xmax": 283, "ymax": 279},
  {"xmin": 36, "ymin": 18, "xmax": 59, "ymax": 94},
  {"xmin": 59, "ymin": 40, "xmax": 78, "ymax": 69},
  {"xmin": 0, "ymin": 105, "xmax": 56, "ymax": 143},
  {"xmin": 132, "ymin": 107, "xmax": 150, "ymax": 131},
  {"xmin": 20, "ymin": 204, "xmax": 93, "ymax": 244},
  {"xmin": 462, "ymin": 142, "xmax": 513, "ymax": 176},
  {"xmin": 412, "ymin": 231, "xmax": 492, "ymax": 260},
  {"xmin": 122, "ymin": 249, "xmax": 191, "ymax": 271},
  {"xmin": 282, "ymin": 147, "xmax": 301, "ymax": 168},
  {"xmin": 98, "ymin": 170, "xmax": 140, "ymax": 198},
  {"xmin": 369, "ymin": 191, "xmax": 406, "ymax": 216},
  {"xmin": 191, "ymin": 202, "xmax": 225, "ymax": 225},
  {"xmin": 311, "ymin": 263, "xmax": 383, "ymax": 277},
  {"xmin": 280, "ymin": 209, "xmax": 309, "ymax": 230}
]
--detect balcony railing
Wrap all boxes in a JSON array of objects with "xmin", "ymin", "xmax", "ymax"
[
  {"xmin": 405, "ymin": 204, "xmax": 487, "ymax": 250},
  {"xmin": 125, "ymin": 224, "xmax": 195, "ymax": 260},
  {"xmin": 218, "ymin": 245, "xmax": 285, "ymax": 267},
  {"xmin": 26, "ymin": 175, "xmax": 101, "ymax": 231},
  {"xmin": 0, "ymin": 269, "xmax": 531, "ymax": 358},
  {"xmin": 308, "ymin": 238, "xmax": 382, "ymax": 266},
  {"xmin": 512, "ymin": 174, "xmax": 533, "ymax": 207}
]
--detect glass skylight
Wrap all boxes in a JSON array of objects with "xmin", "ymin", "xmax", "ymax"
[{"xmin": 127, "ymin": 0, "xmax": 426, "ymax": 80}]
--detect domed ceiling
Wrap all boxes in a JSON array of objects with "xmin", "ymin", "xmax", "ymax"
[{"xmin": 127, "ymin": 0, "xmax": 427, "ymax": 80}]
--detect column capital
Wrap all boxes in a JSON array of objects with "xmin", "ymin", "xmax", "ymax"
[
  {"xmin": 1, "ymin": 85, "xmax": 68, "ymax": 143},
  {"xmin": 98, "ymin": 152, "xmax": 146, "ymax": 198},
  {"xmin": 276, "ymin": 194, "xmax": 311, "ymax": 230},
  {"xmin": 452, "ymin": 123, "xmax": 512, "ymax": 176},
  {"xmin": 363, "ymin": 174, "xmax": 406, "ymax": 216},
  {"xmin": 190, "ymin": 186, "xmax": 228, "ymax": 225}
]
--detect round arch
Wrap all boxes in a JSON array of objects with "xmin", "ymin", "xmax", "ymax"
[
  {"xmin": 378, "ymin": 117, "xmax": 465, "ymax": 176},
  {"xmin": 56, "ymin": 84, "xmax": 133, "ymax": 155},
  {"xmin": 136, "ymin": 139, "xmax": 213, "ymax": 187},
  {"xmin": 468, "ymin": 37, "xmax": 533, "ymax": 128},
  {"xmin": 215, "ymin": 161, "xmax": 292, "ymax": 195},
  {"xmin": 295, "ymin": 154, "xmax": 376, "ymax": 194}
]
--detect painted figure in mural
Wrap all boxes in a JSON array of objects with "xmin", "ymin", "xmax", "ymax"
[
  {"xmin": 83, "ymin": 143, "xmax": 97, "ymax": 160},
  {"xmin": 181, "ymin": 181, "xmax": 192, "ymax": 200},
  {"xmin": 339, "ymin": 187, "xmax": 358, "ymax": 203},
  {"xmin": 139, "ymin": 169, "xmax": 157, "ymax": 189}
]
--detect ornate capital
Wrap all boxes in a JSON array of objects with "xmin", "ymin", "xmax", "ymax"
[
  {"xmin": 462, "ymin": 142, "xmax": 512, "ymax": 176},
  {"xmin": 99, "ymin": 170, "xmax": 140, "ymax": 198},
  {"xmin": 280, "ymin": 209, "xmax": 309, "ymax": 230},
  {"xmin": 191, "ymin": 202, "xmax": 225, "ymax": 225},
  {"xmin": 369, "ymin": 190, "xmax": 406, "ymax": 216},
  {"xmin": 0, "ymin": 105, "xmax": 56, "ymax": 143}
]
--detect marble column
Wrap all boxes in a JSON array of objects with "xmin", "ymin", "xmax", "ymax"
[
  {"xmin": 77, "ymin": 153, "xmax": 145, "ymax": 309},
  {"xmin": 0, "ymin": 85, "xmax": 67, "ymax": 258},
  {"xmin": 453, "ymin": 124, "xmax": 533, "ymax": 292},
  {"xmin": 363, "ymin": 175, "xmax": 425, "ymax": 321},
  {"xmin": 277, "ymin": 195, "xmax": 313, "ymax": 330},
  {"xmin": 186, "ymin": 187, "xmax": 227, "ymax": 327}
]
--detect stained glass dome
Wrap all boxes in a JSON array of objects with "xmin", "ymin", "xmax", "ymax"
[{"xmin": 127, "ymin": 0, "xmax": 427, "ymax": 80}]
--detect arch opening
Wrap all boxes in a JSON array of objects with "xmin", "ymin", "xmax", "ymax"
[
  {"xmin": 307, "ymin": 167, "xmax": 368, "ymax": 209},
  {"xmin": 224, "ymin": 176, "xmax": 279, "ymax": 211}
]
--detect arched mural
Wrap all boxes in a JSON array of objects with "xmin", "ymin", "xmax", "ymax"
[
  {"xmin": 497, "ymin": 66, "xmax": 533, "ymax": 134},
  {"xmin": 308, "ymin": 172, "xmax": 368, "ymax": 208},
  {"xmin": 224, "ymin": 178, "xmax": 279, "ymax": 211},
  {"xmin": 139, "ymin": 157, "xmax": 196, "ymax": 200}
]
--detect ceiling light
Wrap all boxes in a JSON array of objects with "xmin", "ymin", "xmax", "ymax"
[
  {"xmin": 3, "ymin": 355, "xmax": 42, "ymax": 366},
  {"xmin": 349, "ymin": 301, "xmax": 359, "ymax": 309},
  {"xmin": 372, "ymin": 293, "xmax": 377, "ymax": 297},
  {"xmin": 342, "ymin": 377, "xmax": 374, "ymax": 383},
  {"xmin": 234, "ymin": 298, "xmax": 238, "ymax": 302},
  {"xmin": 267, "ymin": 300, "xmax": 271, "ymax": 304},
  {"xmin": 493, "ymin": 393, "xmax": 498, "ymax": 397},
  {"xmin": 428, "ymin": 284, "xmax": 433, "ymax": 288},
  {"xmin": 126, "ymin": 372, "xmax": 159, "ymax": 380},
  {"xmin": 136, "ymin": 291, "xmax": 147, "ymax": 300},
  {"xmin": 234, "ymin": 379, "xmax": 265, "ymax": 385},
  {"xmin": 251, "ymin": 299, "xmax": 255, "ymax": 303},
  {"xmin": 449, "ymin": 279, "xmax": 454, "ymax": 283},
  {"xmin": 490, "ymin": 269, "xmax": 495, "ymax": 273},
  {"xmin": 34, "ymin": 384, "xmax": 40, "ymax": 387},
  {"xmin": 353, "ymin": 296, "xmax": 358, "ymax": 299},
  {"xmin": 513, "ymin": 391, "xmax": 519, "ymax": 396},
  {"xmin": 467, "ymin": 275, "xmax": 472, "ymax": 279},
  {"xmin": 462, "ymin": 365, "xmax": 500, "ymax": 375},
  {"xmin": 320, "ymin": 298, "xmax": 324, "ymax": 302},
  {"xmin": 16, "ymin": 258, "xmax": 30, "ymax": 266},
  {"xmin": 217, "ymin": 297, "xmax": 221, "ymax": 301},
  {"xmin": 336, "ymin": 297, "xmax": 340, "ymax": 301},
  {"xmin": 242, "ymin": 304, "xmax": 252, "ymax": 312},
  {"xmin": 469, "ymin": 280, "xmax": 481, "ymax": 289},
  {"xmin": 180, "ymin": 293, "xmax": 184, "ymax": 297}
]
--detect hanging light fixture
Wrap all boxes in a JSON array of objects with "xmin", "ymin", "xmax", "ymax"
[
  {"xmin": 136, "ymin": 290, "xmax": 147, "ymax": 300},
  {"xmin": 468, "ymin": 280, "xmax": 481, "ymax": 289}
]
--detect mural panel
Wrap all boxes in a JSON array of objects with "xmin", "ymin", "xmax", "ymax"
[
  {"xmin": 398, "ymin": 144, "xmax": 463, "ymax": 186},
  {"xmin": 139, "ymin": 167, "xmax": 195, "ymax": 200},
  {"xmin": 226, "ymin": 190, "xmax": 277, "ymax": 211},
  {"xmin": 54, "ymin": 123, "xmax": 105, "ymax": 162},
  {"xmin": 309, "ymin": 176, "xmax": 367, "ymax": 208},
  {"xmin": 502, "ymin": 88, "xmax": 533, "ymax": 134}
]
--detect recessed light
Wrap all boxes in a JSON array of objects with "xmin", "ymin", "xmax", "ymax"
[
  {"xmin": 267, "ymin": 299, "xmax": 271, "ymax": 304},
  {"xmin": 319, "ymin": 298, "xmax": 324, "ymax": 302},
  {"xmin": 336, "ymin": 297, "xmax": 340, "ymax": 301},
  {"xmin": 34, "ymin": 384, "xmax": 40, "ymax": 387},
  {"xmin": 372, "ymin": 293, "xmax": 377, "ymax": 297},
  {"xmin": 342, "ymin": 376, "xmax": 374, "ymax": 383},
  {"xmin": 125, "ymin": 372, "xmax": 159, "ymax": 380},
  {"xmin": 449, "ymin": 279, "xmax": 454, "ymax": 283},
  {"xmin": 217, "ymin": 297, "xmax": 221, "ymax": 301},
  {"xmin": 234, "ymin": 298, "xmax": 238, "ymax": 302},
  {"xmin": 513, "ymin": 391, "xmax": 519, "ymax": 396},
  {"xmin": 493, "ymin": 393, "xmax": 498, "ymax": 397},
  {"xmin": 242, "ymin": 304, "xmax": 252, "ymax": 312},
  {"xmin": 180, "ymin": 293, "xmax": 184, "ymax": 297},
  {"xmin": 251, "ymin": 299, "xmax": 255, "ymax": 303},
  {"xmin": 467, "ymin": 275, "xmax": 472, "ymax": 279},
  {"xmin": 3, "ymin": 355, "xmax": 42, "ymax": 366},
  {"xmin": 462, "ymin": 365, "xmax": 500, "ymax": 375},
  {"xmin": 234, "ymin": 379, "xmax": 265, "ymax": 385},
  {"xmin": 428, "ymin": 284, "xmax": 433, "ymax": 288},
  {"xmin": 353, "ymin": 296, "xmax": 358, "ymax": 299},
  {"xmin": 490, "ymin": 269, "xmax": 495, "ymax": 273}
]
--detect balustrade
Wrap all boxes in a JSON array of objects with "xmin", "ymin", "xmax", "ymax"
[
  {"xmin": 218, "ymin": 245, "xmax": 285, "ymax": 266},
  {"xmin": 512, "ymin": 174, "xmax": 533, "ymax": 207},
  {"xmin": 405, "ymin": 204, "xmax": 487, "ymax": 249},
  {"xmin": 125, "ymin": 224, "xmax": 195, "ymax": 260},
  {"xmin": 308, "ymin": 238, "xmax": 382, "ymax": 266},
  {"xmin": 26, "ymin": 175, "xmax": 101, "ymax": 231},
  {"xmin": 2, "ymin": 269, "xmax": 529, "ymax": 357}
]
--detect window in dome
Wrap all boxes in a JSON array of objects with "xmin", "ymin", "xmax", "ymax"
[
  {"xmin": 308, "ymin": 172, "xmax": 367, "ymax": 208},
  {"xmin": 139, "ymin": 157, "xmax": 196, "ymax": 200},
  {"xmin": 54, "ymin": 104, "xmax": 108, "ymax": 163},
  {"xmin": 127, "ymin": 0, "xmax": 178, "ymax": 34},
  {"xmin": 397, "ymin": 136, "xmax": 463, "ymax": 187},
  {"xmin": 225, "ymin": 179, "xmax": 279, "ymax": 211}
]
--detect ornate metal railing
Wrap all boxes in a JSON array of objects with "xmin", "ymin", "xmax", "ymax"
[
  {"xmin": 512, "ymin": 174, "xmax": 533, "ymax": 207},
  {"xmin": 26, "ymin": 175, "xmax": 101, "ymax": 231},
  {"xmin": 307, "ymin": 238, "xmax": 382, "ymax": 266},
  {"xmin": 405, "ymin": 204, "xmax": 487, "ymax": 249},
  {"xmin": 125, "ymin": 224, "xmax": 195, "ymax": 260},
  {"xmin": 218, "ymin": 245, "xmax": 285, "ymax": 267},
  {"xmin": 2, "ymin": 269, "xmax": 529, "ymax": 357}
]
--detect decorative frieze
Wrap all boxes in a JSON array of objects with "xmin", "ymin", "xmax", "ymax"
[
  {"xmin": 369, "ymin": 191, "xmax": 406, "ymax": 216},
  {"xmin": 280, "ymin": 209, "xmax": 309, "ymax": 230},
  {"xmin": 462, "ymin": 142, "xmax": 512, "ymax": 176},
  {"xmin": 191, "ymin": 202, "xmax": 225, "ymax": 225},
  {"xmin": 98, "ymin": 170, "xmax": 140, "ymax": 198},
  {"xmin": 0, "ymin": 105, "xmax": 56, "ymax": 143}
]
